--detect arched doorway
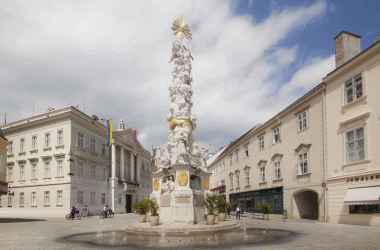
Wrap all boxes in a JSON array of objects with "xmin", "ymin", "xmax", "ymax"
[{"xmin": 293, "ymin": 190, "xmax": 318, "ymax": 220}]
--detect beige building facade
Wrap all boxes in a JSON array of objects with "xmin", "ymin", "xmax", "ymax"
[
  {"xmin": 0, "ymin": 107, "xmax": 152, "ymax": 217},
  {"xmin": 0, "ymin": 130, "xmax": 9, "ymax": 201}
]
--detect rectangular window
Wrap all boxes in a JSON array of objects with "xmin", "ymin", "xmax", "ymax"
[
  {"xmin": 91, "ymin": 139, "xmax": 96, "ymax": 152},
  {"xmin": 223, "ymin": 162, "xmax": 225, "ymax": 172},
  {"xmin": 45, "ymin": 133, "xmax": 50, "ymax": 148},
  {"xmin": 230, "ymin": 177, "xmax": 233, "ymax": 189},
  {"xmin": 299, "ymin": 153, "xmax": 309, "ymax": 175},
  {"xmin": 245, "ymin": 172, "xmax": 249, "ymax": 186},
  {"xmin": 57, "ymin": 190, "xmax": 63, "ymax": 205},
  {"xmin": 31, "ymin": 192, "xmax": 36, "ymax": 206},
  {"xmin": 44, "ymin": 162, "xmax": 50, "ymax": 178},
  {"xmin": 20, "ymin": 166, "xmax": 24, "ymax": 180},
  {"xmin": 77, "ymin": 161, "xmax": 84, "ymax": 177},
  {"xmin": 230, "ymin": 155, "xmax": 233, "ymax": 165},
  {"xmin": 244, "ymin": 146, "xmax": 249, "ymax": 157},
  {"xmin": 44, "ymin": 191, "xmax": 50, "ymax": 205},
  {"xmin": 346, "ymin": 127, "xmax": 365, "ymax": 163},
  {"xmin": 9, "ymin": 142, "xmax": 13, "ymax": 154},
  {"xmin": 273, "ymin": 127, "xmax": 280, "ymax": 143},
  {"xmin": 349, "ymin": 204, "xmax": 380, "ymax": 214},
  {"xmin": 221, "ymin": 180, "xmax": 225, "ymax": 186},
  {"xmin": 57, "ymin": 160, "xmax": 63, "ymax": 176},
  {"xmin": 298, "ymin": 111, "xmax": 308, "ymax": 131},
  {"xmin": 77, "ymin": 191, "xmax": 83, "ymax": 204},
  {"xmin": 32, "ymin": 136, "xmax": 37, "ymax": 150},
  {"xmin": 77, "ymin": 133, "xmax": 84, "ymax": 148},
  {"xmin": 32, "ymin": 164, "xmax": 37, "ymax": 179},
  {"xmin": 19, "ymin": 193, "xmax": 24, "ymax": 206},
  {"xmin": 101, "ymin": 193, "xmax": 106, "ymax": 204},
  {"xmin": 102, "ymin": 144, "xmax": 106, "ymax": 156},
  {"xmin": 90, "ymin": 192, "xmax": 95, "ymax": 204},
  {"xmin": 57, "ymin": 131, "xmax": 63, "ymax": 145},
  {"xmin": 260, "ymin": 167, "xmax": 266, "ymax": 182},
  {"xmin": 345, "ymin": 73, "xmax": 363, "ymax": 104},
  {"xmin": 236, "ymin": 174, "xmax": 240, "ymax": 188},
  {"xmin": 8, "ymin": 167, "xmax": 13, "ymax": 182},
  {"xmin": 118, "ymin": 194, "xmax": 122, "ymax": 204},
  {"xmin": 20, "ymin": 138, "xmax": 25, "ymax": 152},
  {"xmin": 235, "ymin": 151, "xmax": 239, "ymax": 162},
  {"xmin": 259, "ymin": 136, "xmax": 265, "ymax": 149},
  {"xmin": 102, "ymin": 168, "xmax": 106, "ymax": 181},
  {"xmin": 90, "ymin": 165, "xmax": 96, "ymax": 180},
  {"xmin": 274, "ymin": 162, "xmax": 281, "ymax": 179},
  {"xmin": 8, "ymin": 196, "xmax": 12, "ymax": 207}
]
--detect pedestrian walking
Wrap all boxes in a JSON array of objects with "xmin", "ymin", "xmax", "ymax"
[{"xmin": 236, "ymin": 205, "xmax": 241, "ymax": 219}]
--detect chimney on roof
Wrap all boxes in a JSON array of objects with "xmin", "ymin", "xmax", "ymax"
[
  {"xmin": 375, "ymin": 34, "xmax": 380, "ymax": 44},
  {"xmin": 91, "ymin": 115, "xmax": 99, "ymax": 121},
  {"xmin": 47, "ymin": 107, "xmax": 55, "ymax": 112},
  {"xmin": 334, "ymin": 31, "xmax": 361, "ymax": 68}
]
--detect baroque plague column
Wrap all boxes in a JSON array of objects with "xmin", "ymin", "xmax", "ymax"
[{"xmin": 151, "ymin": 15, "xmax": 211, "ymax": 224}]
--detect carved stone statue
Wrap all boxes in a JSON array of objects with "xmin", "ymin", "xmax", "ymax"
[
  {"xmin": 200, "ymin": 143, "xmax": 212, "ymax": 171},
  {"xmin": 162, "ymin": 175, "xmax": 175, "ymax": 194}
]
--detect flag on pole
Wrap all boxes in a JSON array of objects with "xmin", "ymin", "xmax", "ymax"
[
  {"xmin": 133, "ymin": 130, "xmax": 137, "ymax": 155},
  {"xmin": 106, "ymin": 119, "xmax": 113, "ymax": 146},
  {"xmin": 151, "ymin": 148, "xmax": 156, "ymax": 165}
]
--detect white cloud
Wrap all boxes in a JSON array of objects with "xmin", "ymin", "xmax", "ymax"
[{"xmin": 0, "ymin": 1, "xmax": 334, "ymax": 153}]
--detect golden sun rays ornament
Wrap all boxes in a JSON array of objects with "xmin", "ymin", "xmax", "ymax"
[{"xmin": 172, "ymin": 14, "xmax": 192, "ymax": 47}]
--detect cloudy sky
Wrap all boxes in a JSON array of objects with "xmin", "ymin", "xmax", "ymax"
[{"xmin": 1, "ymin": 0, "xmax": 379, "ymax": 154}]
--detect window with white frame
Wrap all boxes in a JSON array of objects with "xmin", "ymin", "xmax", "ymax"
[
  {"xmin": 44, "ymin": 162, "xmax": 50, "ymax": 178},
  {"xmin": 345, "ymin": 73, "xmax": 363, "ymax": 104},
  {"xmin": 299, "ymin": 153, "xmax": 309, "ymax": 175},
  {"xmin": 20, "ymin": 138, "xmax": 25, "ymax": 152},
  {"xmin": 45, "ymin": 133, "xmax": 50, "ymax": 148},
  {"xmin": 244, "ymin": 146, "xmax": 249, "ymax": 157},
  {"xmin": 8, "ymin": 195, "xmax": 12, "ymax": 207},
  {"xmin": 221, "ymin": 180, "xmax": 225, "ymax": 186},
  {"xmin": 260, "ymin": 167, "xmax": 266, "ymax": 182},
  {"xmin": 90, "ymin": 165, "xmax": 96, "ymax": 180},
  {"xmin": 259, "ymin": 136, "xmax": 265, "ymax": 149},
  {"xmin": 90, "ymin": 192, "xmax": 95, "ymax": 204},
  {"xmin": 57, "ymin": 160, "xmax": 63, "ymax": 176},
  {"xmin": 236, "ymin": 174, "xmax": 240, "ymax": 188},
  {"xmin": 32, "ymin": 136, "xmax": 37, "ymax": 150},
  {"xmin": 273, "ymin": 127, "xmax": 281, "ymax": 143},
  {"xmin": 118, "ymin": 194, "xmax": 122, "ymax": 204},
  {"xmin": 298, "ymin": 111, "xmax": 308, "ymax": 131},
  {"xmin": 274, "ymin": 162, "xmax": 281, "ymax": 179},
  {"xmin": 9, "ymin": 141, "xmax": 13, "ymax": 154},
  {"xmin": 32, "ymin": 164, "xmax": 37, "ymax": 179},
  {"xmin": 230, "ymin": 177, "xmax": 233, "ymax": 189},
  {"xmin": 216, "ymin": 181, "xmax": 218, "ymax": 187},
  {"xmin": 77, "ymin": 161, "xmax": 84, "ymax": 177},
  {"xmin": 57, "ymin": 190, "xmax": 63, "ymax": 205},
  {"xmin": 77, "ymin": 191, "xmax": 83, "ymax": 204},
  {"xmin": 44, "ymin": 191, "xmax": 50, "ymax": 205},
  {"xmin": 8, "ymin": 167, "xmax": 13, "ymax": 182},
  {"xmin": 77, "ymin": 133, "xmax": 84, "ymax": 148},
  {"xmin": 31, "ymin": 192, "xmax": 36, "ymax": 206},
  {"xmin": 346, "ymin": 127, "xmax": 365, "ymax": 163},
  {"xmin": 102, "ymin": 168, "xmax": 106, "ymax": 181},
  {"xmin": 57, "ymin": 131, "xmax": 63, "ymax": 145},
  {"xmin": 19, "ymin": 193, "xmax": 24, "ymax": 206},
  {"xmin": 245, "ymin": 172, "xmax": 249, "ymax": 186},
  {"xmin": 20, "ymin": 166, "xmax": 24, "ymax": 180},
  {"xmin": 223, "ymin": 162, "xmax": 225, "ymax": 172},
  {"xmin": 102, "ymin": 144, "xmax": 106, "ymax": 156},
  {"xmin": 101, "ymin": 193, "xmax": 106, "ymax": 204},
  {"xmin": 235, "ymin": 151, "xmax": 239, "ymax": 162},
  {"xmin": 230, "ymin": 155, "xmax": 233, "ymax": 165},
  {"xmin": 91, "ymin": 139, "xmax": 96, "ymax": 152}
]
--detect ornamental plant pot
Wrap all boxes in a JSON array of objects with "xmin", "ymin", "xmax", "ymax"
[
  {"xmin": 263, "ymin": 213, "xmax": 269, "ymax": 220},
  {"xmin": 206, "ymin": 215, "xmax": 215, "ymax": 225},
  {"xmin": 150, "ymin": 215, "xmax": 159, "ymax": 226},
  {"xmin": 218, "ymin": 213, "xmax": 226, "ymax": 222},
  {"xmin": 139, "ymin": 214, "xmax": 147, "ymax": 223}
]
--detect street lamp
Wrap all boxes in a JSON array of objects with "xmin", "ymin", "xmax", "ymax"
[{"xmin": 8, "ymin": 186, "xmax": 14, "ymax": 196}]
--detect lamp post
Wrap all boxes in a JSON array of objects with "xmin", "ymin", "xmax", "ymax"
[{"xmin": 8, "ymin": 186, "xmax": 14, "ymax": 196}]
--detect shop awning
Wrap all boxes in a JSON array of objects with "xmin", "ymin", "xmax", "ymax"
[{"xmin": 344, "ymin": 186, "xmax": 380, "ymax": 205}]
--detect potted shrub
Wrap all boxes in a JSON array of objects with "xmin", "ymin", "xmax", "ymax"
[
  {"xmin": 258, "ymin": 200, "xmax": 272, "ymax": 220},
  {"xmin": 204, "ymin": 193, "xmax": 217, "ymax": 225},
  {"xmin": 216, "ymin": 197, "xmax": 230, "ymax": 222},
  {"xmin": 147, "ymin": 197, "xmax": 160, "ymax": 226},
  {"xmin": 132, "ymin": 199, "xmax": 150, "ymax": 223}
]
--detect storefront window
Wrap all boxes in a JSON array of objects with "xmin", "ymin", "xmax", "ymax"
[{"xmin": 350, "ymin": 204, "xmax": 380, "ymax": 214}]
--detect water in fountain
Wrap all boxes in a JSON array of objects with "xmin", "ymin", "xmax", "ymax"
[
  {"xmin": 243, "ymin": 220, "xmax": 248, "ymax": 238},
  {"xmin": 96, "ymin": 220, "xmax": 105, "ymax": 237},
  {"xmin": 158, "ymin": 225, "xmax": 169, "ymax": 243}
]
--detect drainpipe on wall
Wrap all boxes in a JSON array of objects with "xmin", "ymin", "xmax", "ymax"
[{"xmin": 322, "ymin": 84, "xmax": 327, "ymax": 223}]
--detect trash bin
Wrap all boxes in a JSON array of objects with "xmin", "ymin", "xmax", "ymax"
[{"xmin": 283, "ymin": 209, "xmax": 287, "ymax": 219}]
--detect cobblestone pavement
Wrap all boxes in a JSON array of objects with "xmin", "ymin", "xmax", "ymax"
[{"xmin": 0, "ymin": 214, "xmax": 379, "ymax": 249}]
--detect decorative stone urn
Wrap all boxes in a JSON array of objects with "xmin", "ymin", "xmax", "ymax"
[
  {"xmin": 263, "ymin": 214, "xmax": 269, "ymax": 220},
  {"xmin": 206, "ymin": 215, "xmax": 215, "ymax": 225},
  {"xmin": 139, "ymin": 214, "xmax": 147, "ymax": 223},
  {"xmin": 150, "ymin": 216, "xmax": 160, "ymax": 226},
  {"xmin": 218, "ymin": 213, "xmax": 226, "ymax": 222}
]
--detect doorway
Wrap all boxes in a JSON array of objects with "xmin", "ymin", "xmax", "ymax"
[{"xmin": 126, "ymin": 194, "xmax": 132, "ymax": 213}]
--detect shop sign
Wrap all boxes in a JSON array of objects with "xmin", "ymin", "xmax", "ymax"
[{"xmin": 321, "ymin": 182, "xmax": 326, "ymax": 188}]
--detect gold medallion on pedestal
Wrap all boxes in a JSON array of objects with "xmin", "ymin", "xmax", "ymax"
[
  {"xmin": 153, "ymin": 178, "xmax": 160, "ymax": 191},
  {"xmin": 203, "ymin": 177, "xmax": 210, "ymax": 190},
  {"xmin": 178, "ymin": 171, "xmax": 188, "ymax": 186}
]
